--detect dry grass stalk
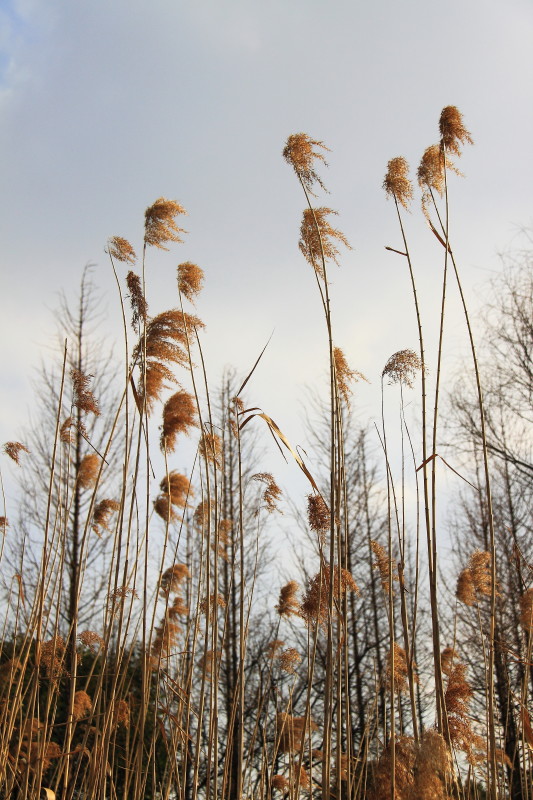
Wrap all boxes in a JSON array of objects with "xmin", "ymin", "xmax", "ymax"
[
  {"xmin": 77, "ymin": 453, "xmax": 100, "ymax": 490},
  {"xmin": 2, "ymin": 441, "xmax": 30, "ymax": 465},
  {"xmin": 300, "ymin": 564, "xmax": 358, "ymax": 627},
  {"xmin": 200, "ymin": 593, "xmax": 227, "ymax": 619},
  {"xmin": 126, "ymin": 270, "xmax": 148, "ymax": 331},
  {"xmin": 383, "ymin": 156, "xmax": 413, "ymax": 210},
  {"xmin": 283, "ymin": 132, "xmax": 329, "ymax": 194},
  {"xmin": 276, "ymin": 581, "xmax": 300, "ymax": 618},
  {"xmin": 439, "ymin": 105, "xmax": 473, "ymax": 156},
  {"xmin": 277, "ymin": 712, "xmax": 317, "ymax": 754},
  {"xmin": 299, "ymin": 207, "xmax": 351, "ymax": 279},
  {"xmin": 144, "ymin": 197, "xmax": 187, "ymax": 250},
  {"xmin": 178, "ymin": 261, "xmax": 204, "ymax": 301},
  {"xmin": 382, "ymin": 349, "xmax": 423, "ymax": 389},
  {"xmin": 252, "ymin": 472, "xmax": 282, "ymax": 513},
  {"xmin": 160, "ymin": 390, "xmax": 197, "ymax": 452},
  {"xmin": 519, "ymin": 587, "xmax": 533, "ymax": 631},
  {"xmin": 108, "ymin": 236, "xmax": 136, "ymax": 264}
]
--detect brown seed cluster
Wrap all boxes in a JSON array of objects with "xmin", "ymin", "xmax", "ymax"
[
  {"xmin": 252, "ymin": 472, "xmax": 283, "ymax": 513},
  {"xmin": 456, "ymin": 550, "xmax": 492, "ymax": 606},
  {"xmin": 199, "ymin": 431, "xmax": 222, "ymax": 466},
  {"xmin": 92, "ymin": 498, "xmax": 120, "ymax": 535},
  {"xmin": 144, "ymin": 197, "xmax": 187, "ymax": 250},
  {"xmin": 278, "ymin": 647, "xmax": 302, "ymax": 675},
  {"xmin": 307, "ymin": 494, "xmax": 330, "ymax": 542},
  {"xmin": 71, "ymin": 369, "xmax": 100, "ymax": 417},
  {"xmin": 77, "ymin": 453, "xmax": 100, "ymax": 490},
  {"xmin": 439, "ymin": 105, "xmax": 473, "ymax": 156},
  {"xmin": 178, "ymin": 261, "xmax": 204, "ymax": 302},
  {"xmin": 334, "ymin": 347, "xmax": 367, "ymax": 406},
  {"xmin": 3, "ymin": 441, "xmax": 30, "ymax": 465},
  {"xmin": 40, "ymin": 636, "xmax": 67, "ymax": 681},
  {"xmin": 299, "ymin": 207, "xmax": 351, "ymax": 279},
  {"xmin": 277, "ymin": 712, "xmax": 317, "ymax": 753},
  {"xmin": 112, "ymin": 698, "xmax": 130, "ymax": 729},
  {"xmin": 443, "ymin": 652, "xmax": 484, "ymax": 764},
  {"xmin": 155, "ymin": 472, "xmax": 192, "ymax": 525},
  {"xmin": 371, "ymin": 540, "xmax": 398, "ymax": 594},
  {"xmin": 519, "ymin": 588, "xmax": 533, "ymax": 632},
  {"xmin": 73, "ymin": 690, "xmax": 93, "ymax": 721},
  {"xmin": 276, "ymin": 581, "xmax": 300, "ymax": 618},
  {"xmin": 78, "ymin": 630, "xmax": 104, "ymax": 650},
  {"xmin": 108, "ymin": 236, "xmax": 136, "ymax": 264},
  {"xmin": 160, "ymin": 563, "xmax": 190, "ymax": 598},
  {"xmin": 300, "ymin": 564, "xmax": 358, "ymax": 628},
  {"xmin": 382, "ymin": 349, "xmax": 423, "ymax": 389},
  {"xmin": 266, "ymin": 639, "xmax": 285, "ymax": 659},
  {"xmin": 126, "ymin": 271, "xmax": 148, "ymax": 331},
  {"xmin": 283, "ymin": 132, "xmax": 329, "ymax": 194},
  {"xmin": 383, "ymin": 156, "xmax": 413, "ymax": 210},
  {"xmin": 385, "ymin": 642, "xmax": 413, "ymax": 695},
  {"xmin": 160, "ymin": 390, "xmax": 197, "ymax": 452}
]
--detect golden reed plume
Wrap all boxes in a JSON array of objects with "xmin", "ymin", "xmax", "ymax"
[
  {"xmin": 178, "ymin": 261, "xmax": 204, "ymax": 302},
  {"xmin": 299, "ymin": 207, "xmax": 351, "ymax": 279},
  {"xmin": 283, "ymin": 132, "xmax": 330, "ymax": 194},
  {"xmin": 107, "ymin": 236, "xmax": 136, "ymax": 264},
  {"xmin": 144, "ymin": 197, "xmax": 187, "ymax": 250},
  {"xmin": 2, "ymin": 441, "xmax": 29, "ymax": 465},
  {"xmin": 439, "ymin": 105, "xmax": 473, "ymax": 156},
  {"xmin": 382, "ymin": 349, "xmax": 423, "ymax": 389},
  {"xmin": 383, "ymin": 156, "xmax": 413, "ymax": 210}
]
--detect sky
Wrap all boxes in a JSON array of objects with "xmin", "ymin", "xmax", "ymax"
[{"xmin": 1, "ymin": 0, "xmax": 532, "ymax": 536}]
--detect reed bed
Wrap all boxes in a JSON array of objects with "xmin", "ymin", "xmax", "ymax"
[{"xmin": 0, "ymin": 105, "xmax": 531, "ymax": 800}]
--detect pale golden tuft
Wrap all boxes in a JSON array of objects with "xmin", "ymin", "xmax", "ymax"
[
  {"xmin": 108, "ymin": 236, "xmax": 136, "ymax": 264},
  {"xmin": 161, "ymin": 390, "xmax": 198, "ymax": 452},
  {"xmin": 92, "ymin": 499, "xmax": 120, "ymax": 535},
  {"xmin": 126, "ymin": 271, "xmax": 148, "ymax": 331},
  {"xmin": 3, "ymin": 441, "xmax": 30, "ymax": 465},
  {"xmin": 334, "ymin": 346, "xmax": 368, "ymax": 405},
  {"xmin": 144, "ymin": 197, "xmax": 187, "ymax": 250},
  {"xmin": 178, "ymin": 261, "xmax": 204, "ymax": 302},
  {"xmin": 439, "ymin": 105, "xmax": 473, "ymax": 156},
  {"xmin": 283, "ymin": 132, "xmax": 330, "ymax": 194},
  {"xmin": 252, "ymin": 472, "xmax": 283, "ymax": 513},
  {"xmin": 77, "ymin": 453, "xmax": 100, "ymax": 490},
  {"xmin": 71, "ymin": 369, "xmax": 100, "ymax": 416},
  {"xmin": 440, "ymin": 646, "xmax": 457, "ymax": 676},
  {"xmin": 159, "ymin": 471, "xmax": 192, "ymax": 509},
  {"xmin": 369, "ymin": 735, "xmax": 416, "ymax": 800},
  {"xmin": 382, "ymin": 349, "xmax": 423, "ymax": 389},
  {"xmin": 278, "ymin": 647, "xmax": 302, "ymax": 674},
  {"xmin": 299, "ymin": 207, "xmax": 351, "ymax": 279},
  {"xmin": 276, "ymin": 581, "xmax": 300, "ymax": 618},
  {"xmin": 383, "ymin": 156, "xmax": 413, "ymax": 210},
  {"xmin": 73, "ymin": 690, "xmax": 93, "ymax": 720}
]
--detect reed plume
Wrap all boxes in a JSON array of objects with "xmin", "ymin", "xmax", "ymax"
[
  {"xmin": 178, "ymin": 261, "xmax": 204, "ymax": 302},
  {"xmin": 199, "ymin": 431, "xmax": 222, "ymax": 466},
  {"xmin": 160, "ymin": 390, "xmax": 197, "ymax": 452},
  {"xmin": 252, "ymin": 472, "xmax": 282, "ymax": 513},
  {"xmin": 71, "ymin": 368, "xmax": 100, "ymax": 416},
  {"xmin": 299, "ymin": 207, "xmax": 351, "ymax": 279},
  {"xmin": 2, "ymin": 441, "xmax": 29, "ymax": 465},
  {"xmin": 383, "ymin": 156, "xmax": 413, "ymax": 210},
  {"xmin": 160, "ymin": 563, "xmax": 190, "ymax": 597},
  {"xmin": 369, "ymin": 735, "xmax": 416, "ymax": 800},
  {"xmin": 283, "ymin": 132, "xmax": 329, "ymax": 194},
  {"xmin": 456, "ymin": 550, "xmax": 492, "ymax": 606},
  {"xmin": 300, "ymin": 564, "xmax": 358, "ymax": 627},
  {"xmin": 72, "ymin": 690, "xmax": 93, "ymax": 720},
  {"xmin": 126, "ymin": 270, "xmax": 148, "ymax": 331},
  {"xmin": 108, "ymin": 236, "xmax": 136, "ymax": 264},
  {"xmin": 92, "ymin": 498, "xmax": 120, "ymax": 534},
  {"xmin": 277, "ymin": 712, "xmax": 317, "ymax": 753},
  {"xmin": 371, "ymin": 539, "xmax": 398, "ymax": 594},
  {"xmin": 144, "ymin": 197, "xmax": 187, "ymax": 250},
  {"xmin": 77, "ymin": 453, "xmax": 100, "ymax": 490},
  {"xmin": 271, "ymin": 775, "xmax": 290, "ymax": 793},
  {"xmin": 385, "ymin": 642, "xmax": 412, "ymax": 695},
  {"xmin": 276, "ymin": 581, "xmax": 300, "ymax": 618},
  {"xmin": 382, "ymin": 349, "xmax": 423, "ymax": 389},
  {"xmin": 307, "ymin": 494, "xmax": 330, "ymax": 542},
  {"xmin": 333, "ymin": 346, "xmax": 367, "ymax": 405},
  {"xmin": 266, "ymin": 639, "xmax": 285, "ymax": 658},
  {"xmin": 278, "ymin": 647, "xmax": 302, "ymax": 674},
  {"xmin": 443, "ymin": 653, "xmax": 484, "ymax": 763},
  {"xmin": 439, "ymin": 105, "xmax": 473, "ymax": 156},
  {"xmin": 519, "ymin": 587, "xmax": 533, "ymax": 632}
]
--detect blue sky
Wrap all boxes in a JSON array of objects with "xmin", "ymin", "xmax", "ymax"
[{"xmin": 1, "ymin": 0, "xmax": 532, "ymax": 523}]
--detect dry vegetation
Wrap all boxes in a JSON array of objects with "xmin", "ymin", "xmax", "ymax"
[{"xmin": 0, "ymin": 106, "xmax": 532, "ymax": 800}]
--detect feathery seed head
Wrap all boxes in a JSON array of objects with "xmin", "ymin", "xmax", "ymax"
[
  {"xmin": 252, "ymin": 472, "xmax": 283, "ymax": 513},
  {"xmin": 439, "ymin": 106, "xmax": 473, "ymax": 156},
  {"xmin": 385, "ymin": 642, "xmax": 412, "ymax": 695},
  {"xmin": 519, "ymin": 588, "xmax": 533, "ymax": 632},
  {"xmin": 199, "ymin": 431, "xmax": 222, "ymax": 466},
  {"xmin": 299, "ymin": 207, "xmax": 351, "ymax": 279},
  {"xmin": 160, "ymin": 563, "xmax": 190, "ymax": 597},
  {"xmin": 266, "ymin": 639, "xmax": 285, "ymax": 659},
  {"xmin": 144, "ymin": 197, "xmax": 187, "ymax": 250},
  {"xmin": 276, "ymin": 581, "xmax": 300, "ymax": 617},
  {"xmin": 371, "ymin": 540, "xmax": 398, "ymax": 594},
  {"xmin": 283, "ymin": 133, "xmax": 330, "ymax": 195},
  {"xmin": 78, "ymin": 630, "xmax": 104, "ymax": 650},
  {"xmin": 271, "ymin": 775, "xmax": 290, "ymax": 793},
  {"xmin": 300, "ymin": 564, "xmax": 358, "ymax": 627},
  {"xmin": 154, "ymin": 494, "xmax": 178, "ymax": 522},
  {"xmin": 73, "ymin": 690, "xmax": 93, "ymax": 720},
  {"xmin": 159, "ymin": 471, "xmax": 192, "ymax": 508},
  {"xmin": 382, "ymin": 349, "xmax": 423, "ymax": 389},
  {"xmin": 334, "ymin": 347, "xmax": 368, "ymax": 406},
  {"xmin": 278, "ymin": 647, "xmax": 302, "ymax": 674},
  {"xmin": 126, "ymin": 271, "xmax": 148, "ymax": 332},
  {"xmin": 307, "ymin": 494, "xmax": 330, "ymax": 542},
  {"xmin": 108, "ymin": 236, "xmax": 136, "ymax": 264},
  {"xmin": 77, "ymin": 454, "xmax": 100, "ymax": 490},
  {"xmin": 3, "ymin": 441, "xmax": 29, "ymax": 465},
  {"xmin": 161, "ymin": 391, "xmax": 198, "ymax": 452},
  {"xmin": 92, "ymin": 499, "xmax": 120, "ymax": 535},
  {"xmin": 71, "ymin": 369, "xmax": 100, "ymax": 416},
  {"xmin": 178, "ymin": 261, "xmax": 204, "ymax": 302},
  {"xmin": 383, "ymin": 157, "xmax": 413, "ymax": 210}
]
